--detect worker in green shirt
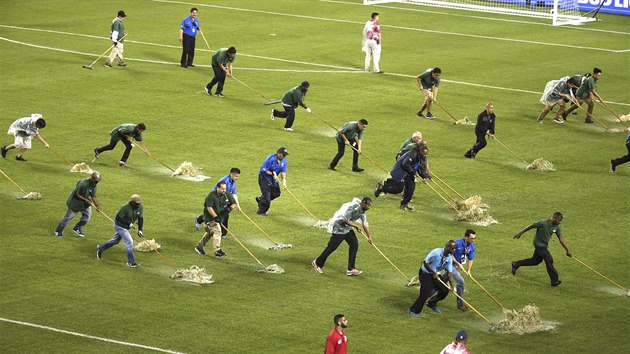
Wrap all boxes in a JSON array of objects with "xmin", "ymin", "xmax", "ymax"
[
  {"xmin": 94, "ymin": 123, "xmax": 148, "ymax": 168},
  {"xmin": 416, "ymin": 67, "xmax": 441, "ymax": 120},
  {"xmin": 271, "ymin": 81, "xmax": 312, "ymax": 131},
  {"xmin": 328, "ymin": 119, "xmax": 368, "ymax": 172},
  {"xmin": 96, "ymin": 194, "xmax": 145, "ymax": 267},
  {"xmin": 105, "ymin": 10, "xmax": 127, "ymax": 68},
  {"xmin": 205, "ymin": 47, "xmax": 236, "ymax": 97},
  {"xmin": 395, "ymin": 131, "xmax": 423, "ymax": 161},
  {"xmin": 562, "ymin": 67, "xmax": 602, "ymax": 124},
  {"xmin": 195, "ymin": 181, "xmax": 237, "ymax": 258},
  {"xmin": 54, "ymin": 172, "xmax": 101, "ymax": 237}
]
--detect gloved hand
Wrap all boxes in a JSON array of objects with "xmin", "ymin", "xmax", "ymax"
[
  {"xmin": 129, "ymin": 223, "xmax": 134, "ymax": 229},
  {"xmin": 212, "ymin": 215, "xmax": 220, "ymax": 222},
  {"xmin": 223, "ymin": 206, "xmax": 233, "ymax": 214},
  {"xmin": 138, "ymin": 230, "xmax": 144, "ymax": 238},
  {"xmin": 113, "ymin": 42, "xmax": 118, "ymax": 47},
  {"xmin": 306, "ymin": 108, "xmax": 312, "ymax": 113}
]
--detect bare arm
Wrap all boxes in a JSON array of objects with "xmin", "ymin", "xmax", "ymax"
[
  {"xmin": 558, "ymin": 235, "xmax": 572, "ymax": 257},
  {"xmin": 35, "ymin": 134, "xmax": 49, "ymax": 148},
  {"xmin": 514, "ymin": 224, "xmax": 536, "ymax": 239},
  {"xmin": 179, "ymin": 28, "xmax": 184, "ymax": 41}
]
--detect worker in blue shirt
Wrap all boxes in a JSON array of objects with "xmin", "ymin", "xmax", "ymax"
[
  {"xmin": 611, "ymin": 133, "xmax": 630, "ymax": 172},
  {"xmin": 256, "ymin": 147, "xmax": 289, "ymax": 215},
  {"xmin": 409, "ymin": 240, "xmax": 456, "ymax": 316},
  {"xmin": 451, "ymin": 229, "xmax": 477, "ymax": 312},
  {"xmin": 195, "ymin": 167, "xmax": 241, "ymax": 238},
  {"xmin": 179, "ymin": 8, "xmax": 199, "ymax": 68}
]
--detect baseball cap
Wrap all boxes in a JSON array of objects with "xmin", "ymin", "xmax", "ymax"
[
  {"xmin": 300, "ymin": 81, "xmax": 310, "ymax": 88},
  {"xmin": 456, "ymin": 330, "xmax": 468, "ymax": 341},
  {"xmin": 130, "ymin": 194, "xmax": 142, "ymax": 203},
  {"xmin": 118, "ymin": 10, "xmax": 127, "ymax": 18},
  {"xmin": 361, "ymin": 197, "xmax": 372, "ymax": 205},
  {"xmin": 277, "ymin": 147, "xmax": 289, "ymax": 156}
]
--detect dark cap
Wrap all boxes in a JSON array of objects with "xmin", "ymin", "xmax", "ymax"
[
  {"xmin": 277, "ymin": 147, "xmax": 289, "ymax": 156},
  {"xmin": 118, "ymin": 10, "xmax": 127, "ymax": 18},
  {"xmin": 456, "ymin": 330, "xmax": 468, "ymax": 341},
  {"xmin": 361, "ymin": 197, "xmax": 372, "ymax": 205},
  {"xmin": 300, "ymin": 81, "xmax": 310, "ymax": 88}
]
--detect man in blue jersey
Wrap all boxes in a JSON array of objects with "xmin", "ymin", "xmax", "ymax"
[
  {"xmin": 451, "ymin": 229, "xmax": 476, "ymax": 312},
  {"xmin": 256, "ymin": 147, "xmax": 289, "ymax": 215},
  {"xmin": 409, "ymin": 240, "xmax": 456, "ymax": 316},
  {"xmin": 179, "ymin": 8, "xmax": 199, "ymax": 68},
  {"xmin": 195, "ymin": 167, "xmax": 241, "ymax": 238},
  {"xmin": 610, "ymin": 133, "xmax": 630, "ymax": 172}
]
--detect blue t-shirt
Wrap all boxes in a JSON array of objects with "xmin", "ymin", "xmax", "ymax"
[
  {"xmin": 259, "ymin": 154, "xmax": 287, "ymax": 182},
  {"xmin": 452, "ymin": 238, "xmax": 476, "ymax": 265},
  {"xmin": 213, "ymin": 174, "xmax": 237, "ymax": 195},
  {"xmin": 421, "ymin": 248, "xmax": 453, "ymax": 274},
  {"xmin": 625, "ymin": 134, "xmax": 630, "ymax": 144},
  {"xmin": 180, "ymin": 15, "xmax": 199, "ymax": 37}
]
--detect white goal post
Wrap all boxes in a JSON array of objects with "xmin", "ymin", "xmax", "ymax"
[{"xmin": 363, "ymin": 0, "xmax": 597, "ymax": 26}]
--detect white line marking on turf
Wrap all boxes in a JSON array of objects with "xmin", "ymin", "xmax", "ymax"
[
  {"xmin": 151, "ymin": 0, "xmax": 626, "ymax": 53},
  {"xmin": 1, "ymin": 35, "xmax": 628, "ymax": 107},
  {"xmin": 321, "ymin": 0, "xmax": 630, "ymax": 36},
  {"xmin": 0, "ymin": 316, "xmax": 187, "ymax": 354}
]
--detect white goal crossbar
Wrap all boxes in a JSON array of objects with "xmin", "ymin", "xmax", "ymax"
[{"xmin": 363, "ymin": 0, "xmax": 597, "ymax": 26}]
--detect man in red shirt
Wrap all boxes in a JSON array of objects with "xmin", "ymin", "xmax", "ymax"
[{"xmin": 325, "ymin": 314, "xmax": 348, "ymax": 354}]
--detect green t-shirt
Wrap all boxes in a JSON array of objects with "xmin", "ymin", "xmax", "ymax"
[
  {"xmin": 418, "ymin": 70, "xmax": 440, "ymax": 90},
  {"xmin": 576, "ymin": 76, "xmax": 596, "ymax": 99},
  {"xmin": 399, "ymin": 138, "xmax": 416, "ymax": 155},
  {"xmin": 281, "ymin": 86, "xmax": 305, "ymax": 108},
  {"xmin": 212, "ymin": 48, "xmax": 234, "ymax": 67},
  {"xmin": 111, "ymin": 18, "xmax": 125, "ymax": 42},
  {"xmin": 115, "ymin": 203, "xmax": 144, "ymax": 229},
  {"xmin": 110, "ymin": 124, "xmax": 143, "ymax": 142},
  {"xmin": 336, "ymin": 122, "xmax": 364, "ymax": 143},
  {"xmin": 532, "ymin": 220, "xmax": 562, "ymax": 248},
  {"xmin": 203, "ymin": 191, "xmax": 236, "ymax": 223},
  {"xmin": 66, "ymin": 179, "xmax": 98, "ymax": 212}
]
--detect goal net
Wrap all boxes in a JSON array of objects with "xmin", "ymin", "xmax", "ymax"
[{"xmin": 363, "ymin": 0, "xmax": 597, "ymax": 26}]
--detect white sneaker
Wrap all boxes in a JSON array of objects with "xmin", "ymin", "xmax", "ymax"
[
  {"xmin": 270, "ymin": 109, "xmax": 275, "ymax": 120},
  {"xmin": 283, "ymin": 127, "xmax": 293, "ymax": 132},
  {"xmin": 346, "ymin": 269, "xmax": 363, "ymax": 276},
  {"xmin": 312, "ymin": 260, "xmax": 323, "ymax": 274}
]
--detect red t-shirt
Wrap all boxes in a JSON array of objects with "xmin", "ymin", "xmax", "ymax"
[{"xmin": 325, "ymin": 328, "xmax": 347, "ymax": 354}]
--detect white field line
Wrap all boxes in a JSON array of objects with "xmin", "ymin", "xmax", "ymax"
[
  {"xmin": 321, "ymin": 0, "xmax": 630, "ymax": 36},
  {"xmin": 0, "ymin": 35, "xmax": 628, "ymax": 107},
  {"xmin": 151, "ymin": 0, "xmax": 627, "ymax": 53},
  {"xmin": 0, "ymin": 316, "xmax": 186, "ymax": 354}
]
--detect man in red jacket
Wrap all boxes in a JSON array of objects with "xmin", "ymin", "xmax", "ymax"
[{"xmin": 325, "ymin": 314, "xmax": 348, "ymax": 354}]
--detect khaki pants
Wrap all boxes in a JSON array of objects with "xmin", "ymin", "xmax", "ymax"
[
  {"xmin": 107, "ymin": 42, "xmax": 124, "ymax": 64},
  {"xmin": 197, "ymin": 221, "xmax": 222, "ymax": 252},
  {"xmin": 364, "ymin": 39, "xmax": 381, "ymax": 72}
]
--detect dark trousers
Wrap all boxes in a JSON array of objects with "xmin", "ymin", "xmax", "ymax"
[
  {"xmin": 382, "ymin": 174, "xmax": 415, "ymax": 205},
  {"xmin": 96, "ymin": 137, "xmax": 133, "ymax": 162},
  {"xmin": 272, "ymin": 105, "xmax": 295, "ymax": 129},
  {"xmin": 180, "ymin": 34, "xmax": 196, "ymax": 66},
  {"xmin": 314, "ymin": 230, "xmax": 359, "ymax": 271},
  {"xmin": 469, "ymin": 131, "xmax": 487, "ymax": 156},
  {"xmin": 514, "ymin": 247, "xmax": 559, "ymax": 284},
  {"xmin": 257, "ymin": 173, "xmax": 281, "ymax": 214},
  {"xmin": 206, "ymin": 64, "xmax": 226, "ymax": 94},
  {"xmin": 409, "ymin": 271, "xmax": 450, "ymax": 314},
  {"xmin": 612, "ymin": 142, "xmax": 630, "ymax": 167},
  {"xmin": 329, "ymin": 138, "xmax": 359, "ymax": 168}
]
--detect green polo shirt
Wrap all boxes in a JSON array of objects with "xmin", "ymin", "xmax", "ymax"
[
  {"xmin": 576, "ymin": 76, "xmax": 596, "ymax": 99},
  {"xmin": 110, "ymin": 124, "xmax": 143, "ymax": 142},
  {"xmin": 212, "ymin": 48, "xmax": 234, "ymax": 67},
  {"xmin": 532, "ymin": 220, "xmax": 562, "ymax": 248},
  {"xmin": 281, "ymin": 86, "xmax": 305, "ymax": 108},
  {"xmin": 66, "ymin": 179, "xmax": 98, "ymax": 212},
  {"xmin": 115, "ymin": 203, "xmax": 144, "ymax": 229},
  {"xmin": 336, "ymin": 121, "xmax": 364, "ymax": 143},
  {"xmin": 111, "ymin": 18, "xmax": 125, "ymax": 42},
  {"xmin": 203, "ymin": 190, "xmax": 236, "ymax": 223},
  {"xmin": 418, "ymin": 70, "xmax": 440, "ymax": 90}
]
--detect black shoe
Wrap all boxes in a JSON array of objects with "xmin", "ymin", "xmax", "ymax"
[
  {"xmin": 96, "ymin": 245, "xmax": 102, "ymax": 260},
  {"xmin": 511, "ymin": 262, "xmax": 518, "ymax": 275},
  {"xmin": 464, "ymin": 151, "xmax": 473, "ymax": 159},
  {"xmin": 204, "ymin": 87, "xmax": 212, "ymax": 96},
  {"xmin": 127, "ymin": 262, "xmax": 139, "ymax": 268},
  {"xmin": 400, "ymin": 204, "xmax": 414, "ymax": 211},
  {"xmin": 416, "ymin": 112, "xmax": 425, "ymax": 118},
  {"xmin": 215, "ymin": 92, "xmax": 225, "ymax": 98},
  {"xmin": 93, "ymin": 148, "xmax": 100, "ymax": 159},
  {"xmin": 215, "ymin": 249, "xmax": 227, "ymax": 258},
  {"xmin": 181, "ymin": 64, "xmax": 187, "ymax": 68},
  {"xmin": 611, "ymin": 159, "xmax": 617, "ymax": 172},
  {"xmin": 551, "ymin": 280, "xmax": 562, "ymax": 287},
  {"xmin": 374, "ymin": 183, "xmax": 383, "ymax": 198},
  {"xmin": 328, "ymin": 165, "xmax": 336, "ymax": 171},
  {"xmin": 1, "ymin": 146, "xmax": 6, "ymax": 158},
  {"xmin": 16, "ymin": 156, "xmax": 26, "ymax": 161},
  {"xmin": 195, "ymin": 246, "xmax": 206, "ymax": 256},
  {"xmin": 375, "ymin": 71, "xmax": 384, "ymax": 74},
  {"xmin": 255, "ymin": 196, "xmax": 261, "ymax": 204},
  {"xmin": 256, "ymin": 210, "xmax": 267, "ymax": 216},
  {"xmin": 352, "ymin": 166, "xmax": 364, "ymax": 172},
  {"xmin": 188, "ymin": 64, "xmax": 195, "ymax": 67},
  {"xmin": 584, "ymin": 117, "xmax": 594, "ymax": 124}
]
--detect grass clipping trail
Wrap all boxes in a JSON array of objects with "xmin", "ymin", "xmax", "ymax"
[
  {"xmin": 170, "ymin": 265, "xmax": 215, "ymax": 284},
  {"xmin": 172, "ymin": 161, "xmax": 210, "ymax": 181},
  {"xmin": 259, "ymin": 264, "xmax": 285, "ymax": 274},
  {"xmin": 526, "ymin": 158, "xmax": 555, "ymax": 171},
  {"xmin": 135, "ymin": 239, "xmax": 162, "ymax": 252},
  {"xmin": 70, "ymin": 163, "xmax": 93, "ymax": 173},
  {"xmin": 454, "ymin": 116, "xmax": 475, "ymax": 125},
  {"xmin": 455, "ymin": 195, "xmax": 498, "ymax": 226},
  {"xmin": 492, "ymin": 304, "xmax": 556, "ymax": 334},
  {"xmin": 22, "ymin": 192, "xmax": 42, "ymax": 200}
]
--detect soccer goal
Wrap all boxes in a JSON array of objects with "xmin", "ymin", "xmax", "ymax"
[{"xmin": 363, "ymin": 0, "xmax": 597, "ymax": 26}]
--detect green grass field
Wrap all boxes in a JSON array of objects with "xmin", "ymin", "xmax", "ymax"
[{"xmin": 1, "ymin": 0, "xmax": 629, "ymax": 353}]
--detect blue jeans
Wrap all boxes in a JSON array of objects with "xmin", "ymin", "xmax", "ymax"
[
  {"xmin": 98, "ymin": 225, "xmax": 135, "ymax": 264},
  {"xmin": 55, "ymin": 207, "xmax": 92, "ymax": 233},
  {"xmin": 451, "ymin": 267, "xmax": 465, "ymax": 306},
  {"xmin": 257, "ymin": 173, "xmax": 281, "ymax": 214}
]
